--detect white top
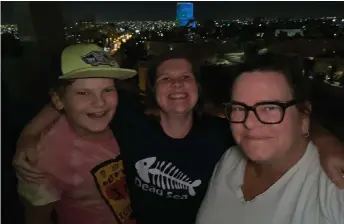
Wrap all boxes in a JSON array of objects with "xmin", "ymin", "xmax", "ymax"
[{"xmin": 196, "ymin": 142, "xmax": 344, "ymax": 224}]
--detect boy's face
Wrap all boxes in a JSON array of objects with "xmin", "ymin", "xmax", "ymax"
[{"xmin": 54, "ymin": 78, "xmax": 118, "ymax": 135}]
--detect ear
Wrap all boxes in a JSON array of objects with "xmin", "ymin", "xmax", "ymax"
[
  {"xmin": 300, "ymin": 101, "xmax": 312, "ymax": 136},
  {"xmin": 51, "ymin": 92, "xmax": 64, "ymax": 110}
]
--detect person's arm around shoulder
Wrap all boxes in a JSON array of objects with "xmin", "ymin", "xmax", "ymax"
[
  {"xmin": 16, "ymin": 103, "xmax": 61, "ymax": 151},
  {"xmin": 13, "ymin": 103, "xmax": 61, "ymax": 182},
  {"xmin": 310, "ymin": 121, "xmax": 344, "ymax": 189}
]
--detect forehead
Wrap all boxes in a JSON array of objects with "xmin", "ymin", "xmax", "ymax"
[
  {"xmin": 157, "ymin": 58, "xmax": 192, "ymax": 75},
  {"xmin": 70, "ymin": 78, "xmax": 115, "ymax": 89},
  {"xmin": 232, "ymin": 71, "xmax": 293, "ymax": 103}
]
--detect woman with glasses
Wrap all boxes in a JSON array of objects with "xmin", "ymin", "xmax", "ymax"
[{"xmin": 196, "ymin": 58, "xmax": 344, "ymax": 224}]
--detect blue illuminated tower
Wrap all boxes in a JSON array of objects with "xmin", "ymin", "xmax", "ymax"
[{"xmin": 176, "ymin": 2, "xmax": 195, "ymax": 28}]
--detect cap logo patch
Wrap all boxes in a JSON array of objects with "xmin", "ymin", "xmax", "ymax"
[{"xmin": 81, "ymin": 51, "xmax": 119, "ymax": 67}]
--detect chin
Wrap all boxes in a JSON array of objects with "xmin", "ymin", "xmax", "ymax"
[
  {"xmin": 172, "ymin": 108, "xmax": 193, "ymax": 115},
  {"xmin": 84, "ymin": 126, "xmax": 109, "ymax": 134},
  {"xmin": 176, "ymin": 104, "xmax": 195, "ymax": 112},
  {"xmin": 83, "ymin": 121, "xmax": 110, "ymax": 133},
  {"xmin": 245, "ymin": 152, "xmax": 272, "ymax": 162},
  {"xmin": 241, "ymin": 143, "xmax": 274, "ymax": 162}
]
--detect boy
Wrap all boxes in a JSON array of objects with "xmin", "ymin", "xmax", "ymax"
[{"xmin": 16, "ymin": 44, "xmax": 137, "ymax": 224}]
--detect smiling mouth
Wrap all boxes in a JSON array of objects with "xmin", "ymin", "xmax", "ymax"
[
  {"xmin": 168, "ymin": 93, "xmax": 188, "ymax": 100},
  {"xmin": 87, "ymin": 111, "xmax": 108, "ymax": 118}
]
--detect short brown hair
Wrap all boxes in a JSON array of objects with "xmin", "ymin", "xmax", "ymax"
[
  {"xmin": 234, "ymin": 54, "xmax": 311, "ymax": 115},
  {"xmin": 49, "ymin": 79, "xmax": 75, "ymax": 98}
]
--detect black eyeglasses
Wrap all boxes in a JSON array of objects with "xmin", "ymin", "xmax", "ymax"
[{"xmin": 223, "ymin": 100, "xmax": 297, "ymax": 124}]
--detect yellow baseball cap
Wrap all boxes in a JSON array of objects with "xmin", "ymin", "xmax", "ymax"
[{"xmin": 59, "ymin": 44, "xmax": 137, "ymax": 80}]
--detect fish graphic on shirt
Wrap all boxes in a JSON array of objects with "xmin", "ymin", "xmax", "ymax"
[{"xmin": 135, "ymin": 157, "xmax": 202, "ymax": 196}]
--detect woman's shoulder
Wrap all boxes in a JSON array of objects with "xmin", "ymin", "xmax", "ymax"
[
  {"xmin": 208, "ymin": 145, "xmax": 245, "ymax": 185},
  {"xmin": 217, "ymin": 146, "xmax": 244, "ymax": 167}
]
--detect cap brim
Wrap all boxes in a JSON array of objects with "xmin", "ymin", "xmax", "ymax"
[{"xmin": 59, "ymin": 67, "xmax": 137, "ymax": 80}]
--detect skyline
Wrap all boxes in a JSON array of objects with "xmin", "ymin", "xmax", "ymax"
[{"xmin": 2, "ymin": 1, "xmax": 344, "ymax": 24}]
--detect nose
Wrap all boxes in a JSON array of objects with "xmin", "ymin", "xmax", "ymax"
[
  {"xmin": 170, "ymin": 78, "xmax": 184, "ymax": 88},
  {"xmin": 92, "ymin": 94, "xmax": 106, "ymax": 107},
  {"xmin": 244, "ymin": 110, "xmax": 262, "ymax": 129}
]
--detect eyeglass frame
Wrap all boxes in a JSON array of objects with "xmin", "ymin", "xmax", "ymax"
[{"xmin": 223, "ymin": 99, "xmax": 297, "ymax": 124}]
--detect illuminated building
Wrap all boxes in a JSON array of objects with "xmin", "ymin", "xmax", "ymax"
[{"xmin": 176, "ymin": 2, "xmax": 195, "ymax": 28}]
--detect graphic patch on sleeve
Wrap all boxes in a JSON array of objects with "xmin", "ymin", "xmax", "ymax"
[{"xmin": 91, "ymin": 156, "xmax": 133, "ymax": 224}]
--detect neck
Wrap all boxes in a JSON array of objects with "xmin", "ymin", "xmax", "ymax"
[
  {"xmin": 248, "ymin": 138, "xmax": 309, "ymax": 178},
  {"xmin": 160, "ymin": 111, "xmax": 193, "ymax": 139},
  {"xmin": 78, "ymin": 128, "xmax": 111, "ymax": 141}
]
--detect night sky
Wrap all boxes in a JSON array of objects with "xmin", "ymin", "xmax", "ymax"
[{"xmin": 1, "ymin": 1, "xmax": 344, "ymax": 24}]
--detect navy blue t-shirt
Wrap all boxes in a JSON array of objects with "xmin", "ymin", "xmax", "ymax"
[{"xmin": 111, "ymin": 90, "xmax": 234, "ymax": 224}]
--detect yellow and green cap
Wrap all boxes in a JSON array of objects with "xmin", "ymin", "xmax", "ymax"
[{"xmin": 59, "ymin": 44, "xmax": 137, "ymax": 80}]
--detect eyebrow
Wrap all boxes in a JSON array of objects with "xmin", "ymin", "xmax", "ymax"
[
  {"xmin": 231, "ymin": 99, "xmax": 293, "ymax": 105},
  {"xmin": 157, "ymin": 71, "xmax": 193, "ymax": 77}
]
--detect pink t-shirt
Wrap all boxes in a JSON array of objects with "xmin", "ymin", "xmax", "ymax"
[{"xmin": 18, "ymin": 116, "xmax": 135, "ymax": 224}]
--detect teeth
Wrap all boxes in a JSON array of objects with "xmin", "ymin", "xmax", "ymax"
[
  {"xmin": 88, "ymin": 112, "xmax": 106, "ymax": 117},
  {"xmin": 93, "ymin": 112, "xmax": 105, "ymax": 116},
  {"xmin": 169, "ymin": 93, "xmax": 187, "ymax": 99}
]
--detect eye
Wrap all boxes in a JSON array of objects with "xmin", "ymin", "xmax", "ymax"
[
  {"xmin": 104, "ymin": 87, "xmax": 115, "ymax": 93},
  {"xmin": 231, "ymin": 106, "xmax": 245, "ymax": 112},
  {"xmin": 77, "ymin": 91, "xmax": 88, "ymax": 96},
  {"xmin": 159, "ymin": 76, "xmax": 170, "ymax": 82},
  {"xmin": 263, "ymin": 105, "xmax": 280, "ymax": 111}
]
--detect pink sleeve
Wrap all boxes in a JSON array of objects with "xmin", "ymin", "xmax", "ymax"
[
  {"xmin": 17, "ymin": 133, "xmax": 69, "ymax": 206},
  {"xmin": 17, "ymin": 147, "xmax": 64, "ymax": 206}
]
